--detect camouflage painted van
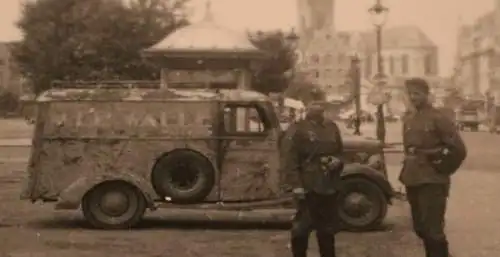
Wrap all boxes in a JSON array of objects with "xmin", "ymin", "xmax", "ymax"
[{"xmin": 21, "ymin": 86, "xmax": 393, "ymax": 231}]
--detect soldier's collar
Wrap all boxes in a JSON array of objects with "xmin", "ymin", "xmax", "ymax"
[
  {"xmin": 416, "ymin": 104, "xmax": 432, "ymax": 113},
  {"xmin": 306, "ymin": 118, "xmax": 326, "ymax": 127}
]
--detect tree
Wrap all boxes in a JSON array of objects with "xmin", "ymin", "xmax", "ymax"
[
  {"xmin": 248, "ymin": 30, "xmax": 295, "ymax": 94},
  {"xmin": 13, "ymin": 0, "xmax": 188, "ymax": 94},
  {"xmin": 284, "ymin": 72, "xmax": 326, "ymax": 104}
]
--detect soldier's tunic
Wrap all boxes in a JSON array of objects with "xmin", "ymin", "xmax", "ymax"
[
  {"xmin": 282, "ymin": 118, "xmax": 343, "ymax": 257},
  {"xmin": 400, "ymin": 104, "xmax": 466, "ymax": 256}
]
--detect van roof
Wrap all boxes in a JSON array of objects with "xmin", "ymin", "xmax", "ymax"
[{"xmin": 36, "ymin": 88, "xmax": 270, "ymax": 102}]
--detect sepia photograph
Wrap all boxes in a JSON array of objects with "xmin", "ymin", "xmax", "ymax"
[{"xmin": 0, "ymin": 0, "xmax": 498, "ymax": 256}]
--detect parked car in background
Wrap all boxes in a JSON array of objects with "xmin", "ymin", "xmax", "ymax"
[{"xmin": 457, "ymin": 98, "xmax": 484, "ymax": 131}]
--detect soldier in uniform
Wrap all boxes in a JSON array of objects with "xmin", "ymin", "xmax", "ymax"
[
  {"xmin": 281, "ymin": 101, "xmax": 344, "ymax": 257},
  {"xmin": 400, "ymin": 78, "xmax": 467, "ymax": 257}
]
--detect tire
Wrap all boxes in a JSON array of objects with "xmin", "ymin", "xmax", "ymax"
[
  {"xmin": 152, "ymin": 150, "xmax": 215, "ymax": 203},
  {"xmin": 82, "ymin": 181, "xmax": 146, "ymax": 230},
  {"xmin": 471, "ymin": 125, "xmax": 479, "ymax": 132},
  {"xmin": 337, "ymin": 177, "xmax": 388, "ymax": 231}
]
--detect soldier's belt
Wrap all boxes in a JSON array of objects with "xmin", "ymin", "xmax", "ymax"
[{"xmin": 406, "ymin": 147, "xmax": 443, "ymax": 156}]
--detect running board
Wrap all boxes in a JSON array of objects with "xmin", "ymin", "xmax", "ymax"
[{"xmin": 156, "ymin": 196, "xmax": 295, "ymax": 210}]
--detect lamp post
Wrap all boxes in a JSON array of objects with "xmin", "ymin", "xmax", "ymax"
[
  {"xmin": 369, "ymin": 0, "xmax": 389, "ymax": 144},
  {"xmin": 350, "ymin": 53, "xmax": 362, "ymax": 135},
  {"xmin": 472, "ymin": 35, "xmax": 481, "ymax": 97},
  {"xmin": 285, "ymin": 28, "xmax": 300, "ymax": 75}
]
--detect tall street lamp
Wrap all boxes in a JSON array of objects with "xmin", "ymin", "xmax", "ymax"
[
  {"xmin": 472, "ymin": 35, "xmax": 481, "ymax": 97},
  {"xmin": 349, "ymin": 53, "xmax": 362, "ymax": 135},
  {"xmin": 369, "ymin": 0, "xmax": 389, "ymax": 144},
  {"xmin": 285, "ymin": 28, "xmax": 300, "ymax": 77}
]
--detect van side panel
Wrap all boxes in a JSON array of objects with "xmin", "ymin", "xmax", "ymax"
[{"xmin": 34, "ymin": 101, "xmax": 220, "ymax": 201}]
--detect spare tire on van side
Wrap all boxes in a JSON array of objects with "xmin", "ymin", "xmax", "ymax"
[{"xmin": 151, "ymin": 150, "xmax": 215, "ymax": 203}]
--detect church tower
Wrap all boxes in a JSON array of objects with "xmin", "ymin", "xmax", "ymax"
[
  {"xmin": 296, "ymin": 0, "xmax": 335, "ymax": 38},
  {"xmin": 296, "ymin": 0, "xmax": 345, "ymax": 96}
]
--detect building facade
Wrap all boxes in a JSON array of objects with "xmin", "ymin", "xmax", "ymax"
[
  {"xmin": 295, "ymin": 0, "xmax": 439, "ymax": 85},
  {"xmin": 359, "ymin": 25, "xmax": 439, "ymax": 80},
  {"xmin": 295, "ymin": 0, "xmax": 354, "ymax": 98},
  {"xmin": 455, "ymin": 1, "xmax": 500, "ymax": 98},
  {"xmin": 295, "ymin": 0, "xmax": 441, "ymax": 113}
]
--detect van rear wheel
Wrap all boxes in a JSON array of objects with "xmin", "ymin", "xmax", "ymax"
[{"xmin": 82, "ymin": 181, "xmax": 146, "ymax": 230}]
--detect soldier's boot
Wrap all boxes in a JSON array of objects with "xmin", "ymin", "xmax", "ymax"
[
  {"xmin": 316, "ymin": 232, "xmax": 336, "ymax": 257},
  {"xmin": 291, "ymin": 236, "xmax": 309, "ymax": 257},
  {"xmin": 438, "ymin": 241, "xmax": 451, "ymax": 257},
  {"xmin": 423, "ymin": 240, "xmax": 432, "ymax": 257},
  {"xmin": 426, "ymin": 240, "xmax": 450, "ymax": 257}
]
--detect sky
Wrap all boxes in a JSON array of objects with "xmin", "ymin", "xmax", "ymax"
[{"xmin": 0, "ymin": 0, "xmax": 496, "ymax": 76}]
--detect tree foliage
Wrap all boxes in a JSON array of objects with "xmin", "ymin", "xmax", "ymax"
[
  {"xmin": 248, "ymin": 30, "xmax": 295, "ymax": 94},
  {"xmin": 13, "ymin": 0, "xmax": 188, "ymax": 94},
  {"xmin": 284, "ymin": 72, "xmax": 326, "ymax": 104}
]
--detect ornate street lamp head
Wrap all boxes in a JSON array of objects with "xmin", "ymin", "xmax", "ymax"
[
  {"xmin": 202, "ymin": 0, "xmax": 215, "ymax": 22},
  {"xmin": 368, "ymin": 3, "xmax": 389, "ymax": 27}
]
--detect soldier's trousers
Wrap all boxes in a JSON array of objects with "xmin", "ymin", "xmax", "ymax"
[
  {"xmin": 406, "ymin": 184, "xmax": 450, "ymax": 257},
  {"xmin": 290, "ymin": 192, "xmax": 339, "ymax": 257}
]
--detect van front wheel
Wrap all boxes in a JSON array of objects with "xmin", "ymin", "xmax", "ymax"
[{"xmin": 82, "ymin": 181, "xmax": 146, "ymax": 230}]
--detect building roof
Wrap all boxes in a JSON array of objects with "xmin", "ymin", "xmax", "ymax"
[
  {"xmin": 354, "ymin": 26, "xmax": 437, "ymax": 50},
  {"xmin": 37, "ymin": 87, "xmax": 269, "ymax": 102},
  {"xmin": 143, "ymin": 2, "xmax": 264, "ymax": 58}
]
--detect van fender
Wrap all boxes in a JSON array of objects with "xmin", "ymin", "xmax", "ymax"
[
  {"xmin": 341, "ymin": 163, "xmax": 394, "ymax": 200},
  {"xmin": 55, "ymin": 173, "xmax": 157, "ymax": 210}
]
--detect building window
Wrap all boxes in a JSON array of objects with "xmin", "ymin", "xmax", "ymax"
[
  {"xmin": 489, "ymin": 53, "xmax": 500, "ymax": 68},
  {"xmin": 311, "ymin": 54, "xmax": 320, "ymax": 64},
  {"xmin": 389, "ymin": 56, "xmax": 395, "ymax": 75},
  {"xmin": 401, "ymin": 54, "xmax": 409, "ymax": 74},
  {"xmin": 338, "ymin": 54, "xmax": 346, "ymax": 65},
  {"xmin": 324, "ymin": 54, "xmax": 333, "ymax": 65},
  {"xmin": 424, "ymin": 54, "xmax": 433, "ymax": 75}
]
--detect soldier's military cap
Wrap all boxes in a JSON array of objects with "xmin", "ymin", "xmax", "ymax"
[
  {"xmin": 306, "ymin": 101, "xmax": 325, "ymax": 111},
  {"xmin": 405, "ymin": 78, "xmax": 430, "ymax": 94}
]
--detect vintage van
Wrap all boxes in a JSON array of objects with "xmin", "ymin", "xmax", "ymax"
[{"xmin": 21, "ymin": 85, "xmax": 393, "ymax": 230}]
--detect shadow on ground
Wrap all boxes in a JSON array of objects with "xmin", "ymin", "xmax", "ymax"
[{"xmin": 26, "ymin": 216, "xmax": 395, "ymax": 234}]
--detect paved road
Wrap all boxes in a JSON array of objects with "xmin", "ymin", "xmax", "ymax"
[{"xmin": 1, "ymin": 163, "xmax": 499, "ymax": 256}]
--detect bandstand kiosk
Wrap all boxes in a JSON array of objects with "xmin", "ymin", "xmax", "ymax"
[
  {"xmin": 141, "ymin": 1, "xmax": 267, "ymax": 91},
  {"xmin": 141, "ymin": 2, "xmax": 268, "ymax": 131}
]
